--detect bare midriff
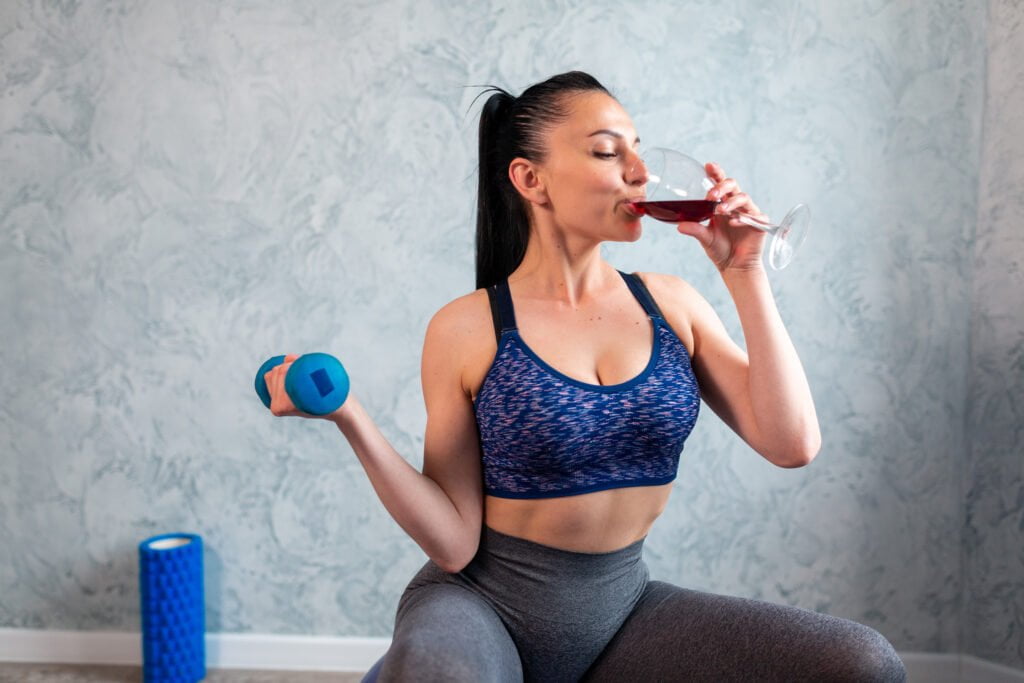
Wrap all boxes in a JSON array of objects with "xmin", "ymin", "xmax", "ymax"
[{"xmin": 483, "ymin": 483, "xmax": 673, "ymax": 553}]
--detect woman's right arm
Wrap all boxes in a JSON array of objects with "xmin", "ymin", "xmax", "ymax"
[{"xmin": 329, "ymin": 298, "xmax": 485, "ymax": 573}]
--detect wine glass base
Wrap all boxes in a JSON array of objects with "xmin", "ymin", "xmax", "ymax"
[{"xmin": 768, "ymin": 204, "xmax": 811, "ymax": 270}]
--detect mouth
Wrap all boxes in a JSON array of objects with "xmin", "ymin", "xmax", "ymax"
[{"xmin": 621, "ymin": 198, "xmax": 646, "ymax": 217}]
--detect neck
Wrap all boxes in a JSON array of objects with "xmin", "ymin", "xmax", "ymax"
[{"xmin": 508, "ymin": 218, "xmax": 617, "ymax": 308}]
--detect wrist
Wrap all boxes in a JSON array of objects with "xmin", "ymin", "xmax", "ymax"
[
  {"xmin": 720, "ymin": 263, "xmax": 768, "ymax": 285},
  {"xmin": 720, "ymin": 266, "xmax": 773, "ymax": 305},
  {"xmin": 328, "ymin": 394, "xmax": 361, "ymax": 430}
]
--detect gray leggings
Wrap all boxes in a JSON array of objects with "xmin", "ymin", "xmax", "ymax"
[{"xmin": 375, "ymin": 526, "xmax": 907, "ymax": 682}]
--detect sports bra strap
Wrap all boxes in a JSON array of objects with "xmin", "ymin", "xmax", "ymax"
[
  {"xmin": 618, "ymin": 270, "xmax": 666, "ymax": 320},
  {"xmin": 488, "ymin": 279, "xmax": 518, "ymax": 344}
]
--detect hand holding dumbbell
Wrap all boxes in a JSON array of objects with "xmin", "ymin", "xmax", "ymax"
[{"xmin": 255, "ymin": 352, "xmax": 350, "ymax": 418}]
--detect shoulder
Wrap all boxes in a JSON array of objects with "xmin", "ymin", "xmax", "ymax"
[
  {"xmin": 426, "ymin": 287, "xmax": 494, "ymax": 341},
  {"xmin": 633, "ymin": 270, "xmax": 699, "ymax": 300},
  {"xmin": 632, "ymin": 271, "xmax": 706, "ymax": 355},
  {"xmin": 423, "ymin": 287, "xmax": 496, "ymax": 395}
]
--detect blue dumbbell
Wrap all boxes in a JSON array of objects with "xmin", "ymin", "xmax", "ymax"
[{"xmin": 254, "ymin": 353, "xmax": 350, "ymax": 416}]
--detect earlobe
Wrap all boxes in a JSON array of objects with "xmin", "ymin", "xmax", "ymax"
[{"xmin": 509, "ymin": 157, "xmax": 549, "ymax": 206}]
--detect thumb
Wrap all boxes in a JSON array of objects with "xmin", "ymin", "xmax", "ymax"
[{"xmin": 676, "ymin": 221, "xmax": 713, "ymax": 248}]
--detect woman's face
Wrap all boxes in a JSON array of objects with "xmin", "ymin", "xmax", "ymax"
[{"xmin": 530, "ymin": 91, "xmax": 648, "ymax": 239}]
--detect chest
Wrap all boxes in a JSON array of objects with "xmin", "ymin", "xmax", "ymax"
[{"xmin": 467, "ymin": 302, "xmax": 692, "ymax": 404}]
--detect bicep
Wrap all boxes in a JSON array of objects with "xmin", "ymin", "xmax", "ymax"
[{"xmin": 419, "ymin": 306, "xmax": 484, "ymax": 545}]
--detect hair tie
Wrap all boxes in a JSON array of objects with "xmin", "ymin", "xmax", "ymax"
[{"xmin": 481, "ymin": 87, "xmax": 515, "ymax": 122}]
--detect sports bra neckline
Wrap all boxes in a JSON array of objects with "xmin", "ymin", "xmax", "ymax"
[
  {"xmin": 501, "ymin": 319, "xmax": 663, "ymax": 393},
  {"xmin": 478, "ymin": 270, "xmax": 671, "ymax": 398}
]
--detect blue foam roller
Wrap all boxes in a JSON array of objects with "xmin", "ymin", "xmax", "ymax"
[
  {"xmin": 284, "ymin": 352, "xmax": 349, "ymax": 416},
  {"xmin": 139, "ymin": 533, "xmax": 205, "ymax": 683}
]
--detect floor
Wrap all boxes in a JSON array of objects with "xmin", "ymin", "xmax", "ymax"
[{"xmin": 0, "ymin": 663, "xmax": 365, "ymax": 682}]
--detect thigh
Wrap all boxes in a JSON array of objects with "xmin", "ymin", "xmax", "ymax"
[
  {"xmin": 582, "ymin": 580, "xmax": 907, "ymax": 683},
  {"xmin": 379, "ymin": 580, "xmax": 523, "ymax": 683}
]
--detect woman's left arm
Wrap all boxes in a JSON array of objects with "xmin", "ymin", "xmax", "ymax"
[
  {"xmin": 722, "ymin": 267, "xmax": 821, "ymax": 466},
  {"xmin": 669, "ymin": 162, "xmax": 822, "ymax": 467}
]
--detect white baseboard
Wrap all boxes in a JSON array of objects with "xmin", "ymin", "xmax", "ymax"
[
  {"xmin": 0, "ymin": 628, "xmax": 389, "ymax": 672},
  {"xmin": 961, "ymin": 655, "xmax": 1024, "ymax": 683},
  {"xmin": 1, "ymin": 629, "xmax": 1022, "ymax": 681},
  {"xmin": 900, "ymin": 652, "xmax": 963, "ymax": 683},
  {"xmin": 898, "ymin": 652, "xmax": 1024, "ymax": 683}
]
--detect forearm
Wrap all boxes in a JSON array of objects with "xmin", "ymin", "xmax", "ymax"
[
  {"xmin": 722, "ymin": 267, "xmax": 821, "ymax": 464},
  {"xmin": 329, "ymin": 395, "xmax": 468, "ymax": 569}
]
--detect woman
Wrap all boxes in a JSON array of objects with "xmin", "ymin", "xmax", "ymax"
[{"xmin": 264, "ymin": 71, "xmax": 907, "ymax": 682}]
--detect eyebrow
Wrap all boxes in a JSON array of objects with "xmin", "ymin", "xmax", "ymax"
[{"xmin": 587, "ymin": 129, "xmax": 640, "ymax": 145}]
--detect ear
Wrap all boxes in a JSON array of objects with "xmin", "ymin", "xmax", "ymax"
[{"xmin": 508, "ymin": 157, "xmax": 549, "ymax": 206}]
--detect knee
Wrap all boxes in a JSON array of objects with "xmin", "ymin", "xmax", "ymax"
[
  {"xmin": 380, "ymin": 631, "xmax": 515, "ymax": 683},
  {"xmin": 380, "ymin": 633, "xmax": 469, "ymax": 682},
  {"xmin": 826, "ymin": 623, "xmax": 907, "ymax": 683}
]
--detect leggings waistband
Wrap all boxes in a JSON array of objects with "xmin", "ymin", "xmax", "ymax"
[{"xmin": 473, "ymin": 525, "xmax": 648, "ymax": 579}]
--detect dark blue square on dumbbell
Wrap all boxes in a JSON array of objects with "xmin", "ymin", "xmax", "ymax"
[{"xmin": 311, "ymin": 368, "xmax": 334, "ymax": 398}]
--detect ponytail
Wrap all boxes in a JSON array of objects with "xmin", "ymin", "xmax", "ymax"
[
  {"xmin": 472, "ymin": 71, "xmax": 612, "ymax": 291},
  {"xmin": 474, "ymin": 88, "xmax": 528, "ymax": 291}
]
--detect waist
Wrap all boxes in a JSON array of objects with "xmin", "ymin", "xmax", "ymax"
[{"xmin": 484, "ymin": 483, "xmax": 671, "ymax": 554}]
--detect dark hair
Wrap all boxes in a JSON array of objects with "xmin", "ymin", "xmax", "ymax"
[{"xmin": 473, "ymin": 71, "xmax": 612, "ymax": 290}]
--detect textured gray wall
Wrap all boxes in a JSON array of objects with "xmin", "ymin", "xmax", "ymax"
[
  {"xmin": 0, "ymin": 0, "xmax": 1017, "ymax": 668},
  {"xmin": 965, "ymin": 0, "xmax": 1024, "ymax": 668}
]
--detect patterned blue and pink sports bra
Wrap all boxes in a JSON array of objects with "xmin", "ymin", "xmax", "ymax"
[{"xmin": 473, "ymin": 270, "xmax": 702, "ymax": 499}]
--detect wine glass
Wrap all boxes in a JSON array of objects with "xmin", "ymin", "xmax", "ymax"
[{"xmin": 628, "ymin": 147, "xmax": 811, "ymax": 270}]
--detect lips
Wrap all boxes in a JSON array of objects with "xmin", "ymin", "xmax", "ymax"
[{"xmin": 621, "ymin": 198, "xmax": 645, "ymax": 217}]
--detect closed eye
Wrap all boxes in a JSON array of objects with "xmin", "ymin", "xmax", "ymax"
[{"xmin": 594, "ymin": 152, "xmax": 617, "ymax": 159}]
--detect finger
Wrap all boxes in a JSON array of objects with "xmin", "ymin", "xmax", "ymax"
[
  {"xmin": 268, "ymin": 366, "xmax": 292, "ymax": 416},
  {"xmin": 708, "ymin": 178, "xmax": 739, "ymax": 201},
  {"xmin": 271, "ymin": 376, "xmax": 296, "ymax": 416},
  {"xmin": 726, "ymin": 209, "xmax": 771, "ymax": 228},
  {"xmin": 705, "ymin": 162, "xmax": 727, "ymax": 182},
  {"xmin": 727, "ymin": 212, "xmax": 770, "ymax": 225},
  {"xmin": 264, "ymin": 355, "xmax": 297, "ymax": 385},
  {"xmin": 721, "ymin": 192, "xmax": 757, "ymax": 214},
  {"xmin": 268, "ymin": 366, "xmax": 283, "ymax": 414}
]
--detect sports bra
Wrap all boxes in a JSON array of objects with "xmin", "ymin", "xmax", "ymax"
[{"xmin": 473, "ymin": 270, "xmax": 701, "ymax": 499}]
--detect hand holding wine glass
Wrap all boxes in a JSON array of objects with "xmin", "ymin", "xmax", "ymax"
[{"xmin": 628, "ymin": 148, "xmax": 810, "ymax": 271}]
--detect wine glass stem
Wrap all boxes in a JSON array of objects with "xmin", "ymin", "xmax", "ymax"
[{"xmin": 732, "ymin": 213, "xmax": 777, "ymax": 233}]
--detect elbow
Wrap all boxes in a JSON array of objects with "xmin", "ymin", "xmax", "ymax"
[
  {"xmin": 448, "ymin": 562, "xmax": 473, "ymax": 574},
  {"xmin": 437, "ymin": 556, "xmax": 470, "ymax": 574},
  {"xmin": 436, "ymin": 535, "xmax": 480, "ymax": 574},
  {"xmin": 769, "ymin": 431, "xmax": 822, "ymax": 469}
]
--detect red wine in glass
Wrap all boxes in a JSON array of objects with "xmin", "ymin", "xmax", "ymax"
[
  {"xmin": 630, "ymin": 147, "xmax": 811, "ymax": 269},
  {"xmin": 628, "ymin": 199, "xmax": 720, "ymax": 223}
]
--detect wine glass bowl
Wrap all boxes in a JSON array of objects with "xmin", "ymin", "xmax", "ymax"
[{"xmin": 628, "ymin": 147, "xmax": 810, "ymax": 270}]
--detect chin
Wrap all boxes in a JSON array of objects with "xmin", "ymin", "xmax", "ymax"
[{"xmin": 623, "ymin": 218, "xmax": 643, "ymax": 242}]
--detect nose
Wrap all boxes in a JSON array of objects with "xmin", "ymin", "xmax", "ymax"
[{"xmin": 625, "ymin": 151, "xmax": 648, "ymax": 186}]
